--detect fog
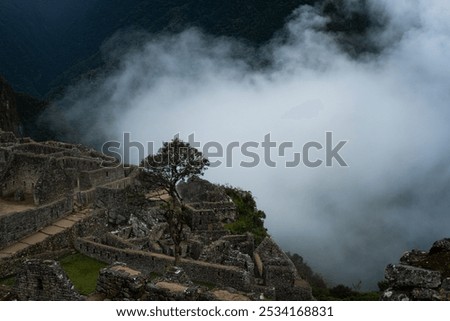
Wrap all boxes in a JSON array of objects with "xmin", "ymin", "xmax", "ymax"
[{"xmin": 45, "ymin": 1, "xmax": 450, "ymax": 289}]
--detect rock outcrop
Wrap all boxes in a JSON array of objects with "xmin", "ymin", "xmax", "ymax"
[{"xmin": 382, "ymin": 238, "xmax": 450, "ymax": 301}]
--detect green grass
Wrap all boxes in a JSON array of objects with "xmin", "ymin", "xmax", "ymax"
[
  {"xmin": 0, "ymin": 276, "xmax": 16, "ymax": 287},
  {"xmin": 149, "ymin": 272, "xmax": 162, "ymax": 281},
  {"xmin": 59, "ymin": 253, "xmax": 107, "ymax": 295}
]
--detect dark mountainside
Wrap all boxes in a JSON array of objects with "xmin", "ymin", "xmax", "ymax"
[
  {"xmin": 0, "ymin": 78, "xmax": 49, "ymax": 140},
  {"xmin": 0, "ymin": 77, "xmax": 20, "ymax": 136},
  {"xmin": 0, "ymin": 0, "xmax": 378, "ymax": 141},
  {"xmin": 1, "ymin": 0, "xmax": 376, "ymax": 98},
  {"xmin": 0, "ymin": 0, "xmax": 314, "ymax": 97}
]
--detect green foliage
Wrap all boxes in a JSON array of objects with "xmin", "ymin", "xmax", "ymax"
[
  {"xmin": 312, "ymin": 284, "xmax": 379, "ymax": 301},
  {"xmin": 141, "ymin": 138, "xmax": 210, "ymax": 200},
  {"xmin": 59, "ymin": 253, "xmax": 107, "ymax": 295},
  {"xmin": 288, "ymin": 252, "xmax": 380, "ymax": 301},
  {"xmin": 329, "ymin": 284, "xmax": 356, "ymax": 299},
  {"xmin": 287, "ymin": 252, "xmax": 327, "ymax": 289},
  {"xmin": 223, "ymin": 186, "xmax": 268, "ymax": 244},
  {"xmin": 377, "ymin": 280, "xmax": 390, "ymax": 292},
  {"xmin": 141, "ymin": 138, "xmax": 210, "ymax": 265}
]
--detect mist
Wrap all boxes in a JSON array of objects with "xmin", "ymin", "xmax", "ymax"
[{"xmin": 45, "ymin": 0, "xmax": 450, "ymax": 289}]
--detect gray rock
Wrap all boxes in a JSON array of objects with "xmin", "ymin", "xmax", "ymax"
[
  {"xmin": 381, "ymin": 289, "xmax": 410, "ymax": 301},
  {"xmin": 411, "ymin": 288, "xmax": 441, "ymax": 300},
  {"xmin": 129, "ymin": 215, "xmax": 150, "ymax": 238},
  {"xmin": 400, "ymin": 250, "xmax": 428, "ymax": 265},
  {"xmin": 441, "ymin": 278, "xmax": 450, "ymax": 291},
  {"xmin": 385, "ymin": 264, "xmax": 441, "ymax": 289}
]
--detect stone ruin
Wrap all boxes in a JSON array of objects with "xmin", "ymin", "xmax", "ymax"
[
  {"xmin": 381, "ymin": 238, "xmax": 450, "ymax": 301},
  {"xmin": 0, "ymin": 130, "xmax": 135, "ymax": 251},
  {"xmin": 0, "ymin": 130, "xmax": 312, "ymax": 301},
  {"xmin": 15, "ymin": 259, "xmax": 83, "ymax": 301}
]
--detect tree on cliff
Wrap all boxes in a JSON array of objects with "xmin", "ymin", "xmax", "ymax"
[{"xmin": 141, "ymin": 137, "xmax": 209, "ymax": 265}]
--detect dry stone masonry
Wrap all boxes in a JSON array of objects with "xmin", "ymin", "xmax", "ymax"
[
  {"xmin": 382, "ymin": 238, "xmax": 450, "ymax": 301},
  {"xmin": 0, "ymin": 131, "xmax": 312, "ymax": 301},
  {"xmin": 15, "ymin": 259, "xmax": 83, "ymax": 301}
]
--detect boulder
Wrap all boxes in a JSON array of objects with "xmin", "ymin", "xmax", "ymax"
[
  {"xmin": 381, "ymin": 289, "xmax": 410, "ymax": 301},
  {"xmin": 411, "ymin": 288, "xmax": 441, "ymax": 301},
  {"xmin": 400, "ymin": 250, "xmax": 428, "ymax": 265},
  {"xmin": 385, "ymin": 264, "xmax": 441, "ymax": 289}
]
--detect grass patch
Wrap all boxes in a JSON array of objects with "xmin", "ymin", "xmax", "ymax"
[
  {"xmin": 59, "ymin": 253, "xmax": 107, "ymax": 295},
  {"xmin": 0, "ymin": 276, "xmax": 16, "ymax": 287},
  {"xmin": 149, "ymin": 272, "xmax": 162, "ymax": 281}
]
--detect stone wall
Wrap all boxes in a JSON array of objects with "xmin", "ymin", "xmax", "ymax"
[
  {"xmin": 185, "ymin": 204, "xmax": 235, "ymax": 240},
  {"xmin": 381, "ymin": 239, "xmax": 450, "ymax": 301},
  {"xmin": 0, "ymin": 131, "xmax": 17, "ymax": 144},
  {"xmin": 0, "ymin": 197, "xmax": 72, "ymax": 249},
  {"xmin": 96, "ymin": 263, "xmax": 146, "ymax": 300},
  {"xmin": 0, "ymin": 209, "xmax": 108, "ymax": 279},
  {"xmin": 222, "ymin": 234, "xmax": 255, "ymax": 257},
  {"xmin": 200, "ymin": 239, "xmax": 255, "ymax": 272},
  {"xmin": 178, "ymin": 177, "xmax": 230, "ymax": 203},
  {"xmin": 15, "ymin": 259, "xmax": 83, "ymax": 301},
  {"xmin": 1, "ymin": 153, "xmax": 47, "ymax": 198},
  {"xmin": 58, "ymin": 157, "xmax": 101, "ymax": 172},
  {"xmin": 12, "ymin": 143, "xmax": 65, "ymax": 155},
  {"xmin": 0, "ymin": 147, "xmax": 9, "ymax": 173},
  {"xmin": 75, "ymin": 238, "xmax": 251, "ymax": 291},
  {"xmin": 253, "ymin": 237, "xmax": 301, "ymax": 299},
  {"xmin": 34, "ymin": 159, "xmax": 74, "ymax": 205},
  {"xmin": 96, "ymin": 233, "xmax": 139, "ymax": 250},
  {"xmin": 73, "ymin": 188, "xmax": 97, "ymax": 206},
  {"xmin": 78, "ymin": 167, "xmax": 125, "ymax": 191}
]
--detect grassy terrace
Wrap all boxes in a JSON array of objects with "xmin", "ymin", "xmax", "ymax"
[
  {"xmin": 59, "ymin": 253, "xmax": 107, "ymax": 296},
  {"xmin": 0, "ymin": 276, "xmax": 16, "ymax": 287}
]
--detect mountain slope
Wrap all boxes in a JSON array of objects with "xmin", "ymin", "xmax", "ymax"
[
  {"xmin": 0, "ymin": 0, "xmax": 316, "ymax": 97},
  {"xmin": 0, "ymin": 77, "xmax": 20, "ymax": 135}
]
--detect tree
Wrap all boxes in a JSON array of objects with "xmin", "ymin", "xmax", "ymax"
[
  {"xmin": 223, "ymin": 186, "xmax": 268, "ymax": 244},
  {"xmin": 141, "ymin": 138, "xmax": 209, "ymax": 265}
]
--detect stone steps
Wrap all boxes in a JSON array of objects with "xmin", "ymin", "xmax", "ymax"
[{"xmin": 0, "ymin": 210, "xmax": 90, "ymax": 259}]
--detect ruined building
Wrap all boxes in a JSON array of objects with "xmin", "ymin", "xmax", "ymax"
[
  {"xmin": 0, "ymin": 130, "xmax": 312, "ymax": 300},
  {"xmin": 381, "ymin": 238, "xmax": 450, "ymax": 301}
]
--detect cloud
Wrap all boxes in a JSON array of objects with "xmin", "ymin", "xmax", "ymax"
[{"xmin": 45, "ymin": 0, "xmax": 450, "ymax": 289}]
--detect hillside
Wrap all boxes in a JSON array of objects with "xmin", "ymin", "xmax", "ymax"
[
  {"xmin": 0, "ymin": 0, "xmax": 376, "ymax": 98},
  {"xmin": 0, "ymin": 77, "xmax": 20, "ymax": 135},
  {"xmin": 0, "ymin": 0, "xmax": 316, "ymax": 97},
  {"xmin": 0, "ymin": 77, "xmax": 49, "ymax": 140}
]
